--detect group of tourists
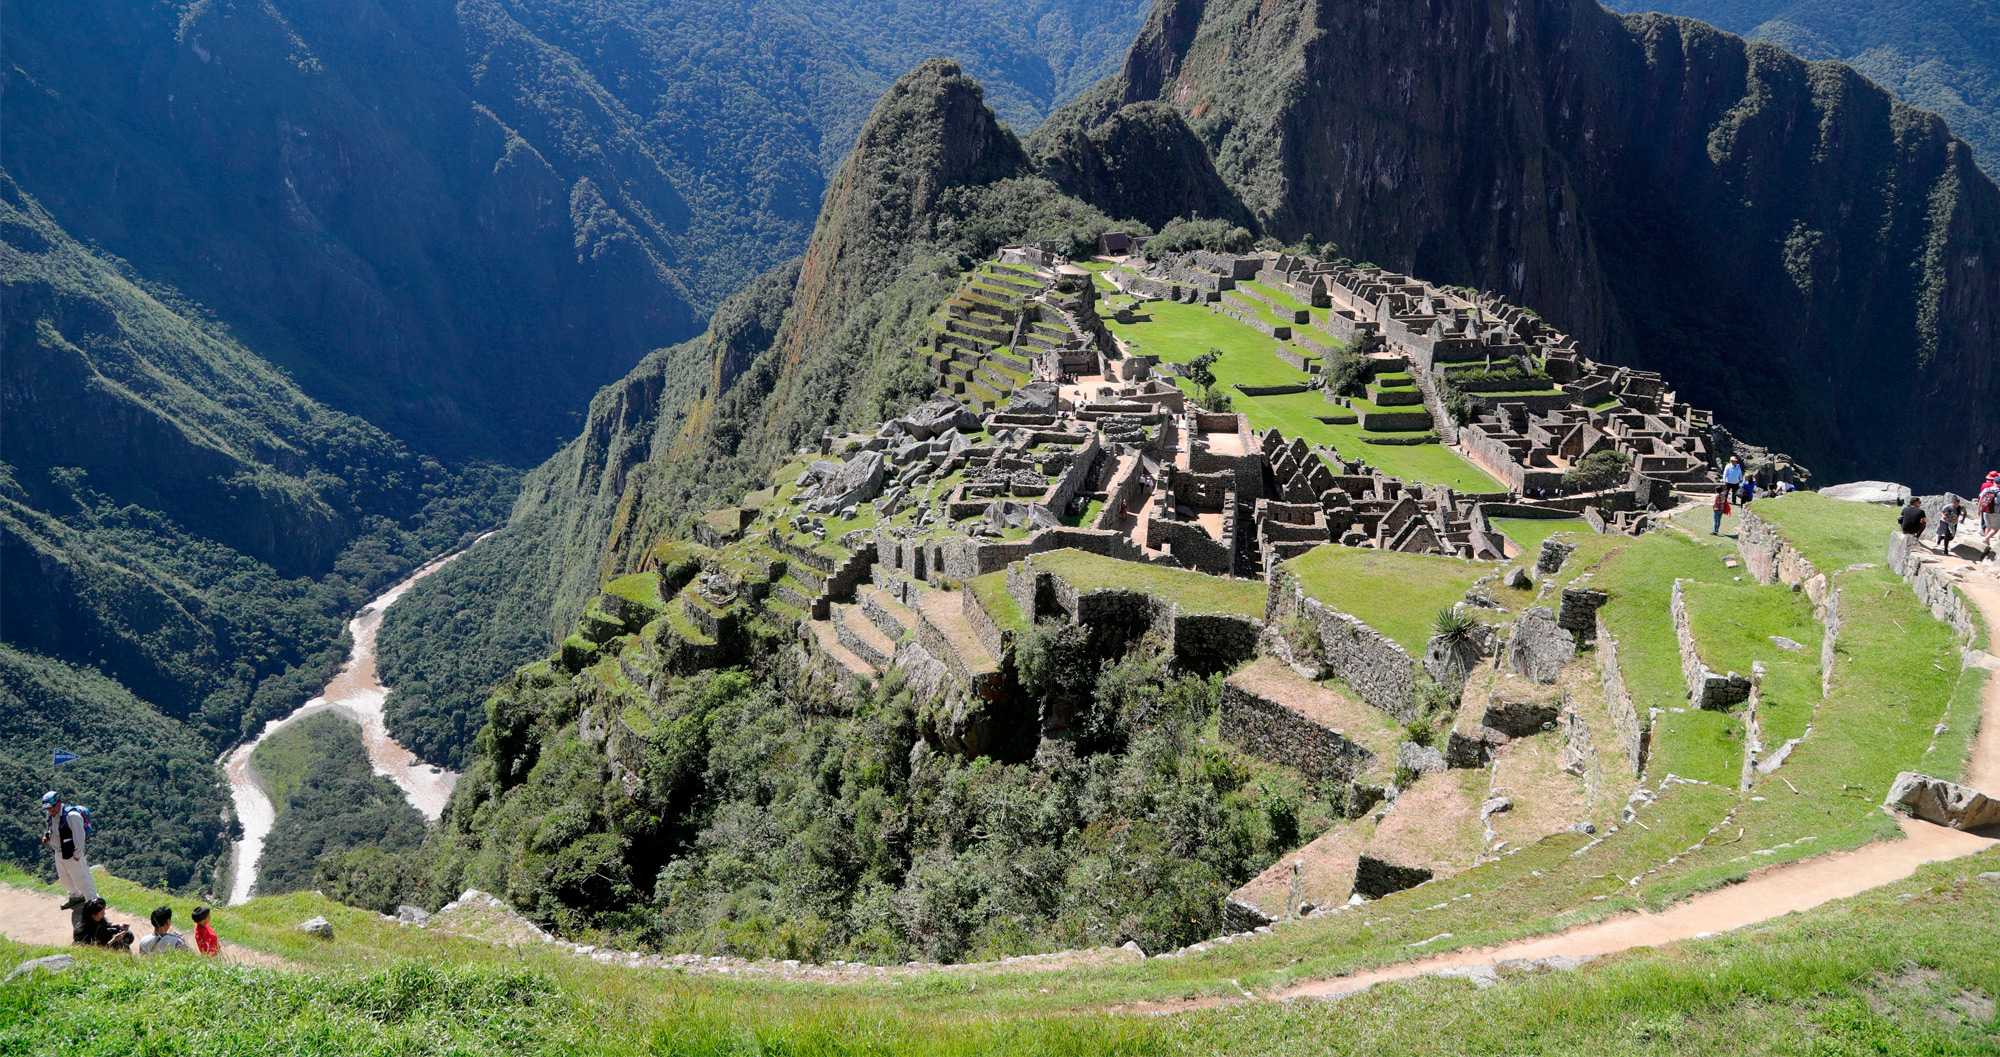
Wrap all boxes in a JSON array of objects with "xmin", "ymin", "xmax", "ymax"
[
  {"xmin": 1708, "ymin": 455, "xmax": 1793, "ymax": 533},
  {"xmin": 1897, "ymin": 470, "xmax": 2000, "ymax": 554},
  {"xmin": 42, "ymin": 790, "xmax": 221, "ymax": 956}
]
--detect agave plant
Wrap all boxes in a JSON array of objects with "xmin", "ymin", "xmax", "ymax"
[{"xmin": 1432, "ymin": 606, "xmax": 1477, "ymax": 646}]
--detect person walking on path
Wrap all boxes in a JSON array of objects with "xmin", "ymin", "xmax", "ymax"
[
  {"xmin": 40, "ymin": 792, "xmax": 97, "ymax": 908},
  {"xmin": 1937, "ymin": 495, "xmax": 1965, "ymax": 555},
  {"xmin": 1711, "ymin": 488, "xmax": 1731, "ymax": 535},
  {"xmin": 1980, "ymin": 471, "xmax": 1999, "ymax": 546},
  {"xmin": 1899, "ymin": 495, "xmax": 1928, "ymax": 542},
  {"xmin": 1722, "ymin": 456, "xmax": 1744, "ymax": 496},
  {"xmin": 136, "ymin": 906, "xmax": 192, "ymax": 955}
]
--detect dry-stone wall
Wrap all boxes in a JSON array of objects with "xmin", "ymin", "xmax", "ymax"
[
  {"xmin": 1888, "ymin": 529, "xmax": 1981, "ymax": 646},
  {"xmin": 1266, "ymin": 568, "xmax": 1418, "ymax": 720},
  {"xmin": 1671, "ymin": 579, "xmax": 1752, "ymax": 709},
  {"xmin": 1595, "ymin": 617, "xmax": 1648, "ymax": 775},
  {"xmin": 1218, "ymin": 681, "xmax": 1376, "ymax": 782},
  {"xmin": 1737, "ymin": 510, "xmax": 1832, "ymax": 612}
]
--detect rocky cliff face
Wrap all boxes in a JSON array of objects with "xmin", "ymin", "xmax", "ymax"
[{"xmin": 1036, "ymin": 0, "xmax": 2000, "ymax": 489}]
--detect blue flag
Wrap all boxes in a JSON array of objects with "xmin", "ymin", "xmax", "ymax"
[{"xmin": 53, "ymin": 750, "xmax": 78, "ymax": 766}]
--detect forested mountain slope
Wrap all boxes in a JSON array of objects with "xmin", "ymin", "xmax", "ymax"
[
  {"xmin": 1030, "ymin": 0, "xmax": 2000, "ymax": 490},
  {"xmin": 1607, "ymin": 0, "xmax": 2000, "ymax": 177},
  {"xmin": 1, "ymin": 0, "xmax": 1152, "ymax": 463},
  {"xmin": 0, "ymin": 171, "xmax": 507, "ymax": 891}
]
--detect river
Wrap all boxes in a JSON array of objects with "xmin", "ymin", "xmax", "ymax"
[{"xmin": 220, "ymin": 540, "xmax": 483, "ymax": 906}]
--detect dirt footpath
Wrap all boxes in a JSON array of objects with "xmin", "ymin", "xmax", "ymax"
[{"xmin": 0, "ymin": 882, "xmax": 287, "ymax": 967}]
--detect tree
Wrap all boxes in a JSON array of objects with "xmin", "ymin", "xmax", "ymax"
[{"xmin": 1563, "ymin": 449, "xmax": 1632, "ymax": 492}]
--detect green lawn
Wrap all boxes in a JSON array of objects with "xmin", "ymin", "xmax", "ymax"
[
  {"xmin": 1589, "ymin": 532, "xmax": 1744, "ymax": 784},
  {"xmin": 1490, "ymin": 516, "xmax": 1585, "ymax": 558},
  {"xmin": 12, "ymin": 846, "xmax": 1998, "ymax": 1057},
  {"xmin": 1682, "ymin": 580, "xmax": 1824, "ymax": 748},
  {"xmin": 1106, "ymin": 299, "xmax": 1507, "ymax": 492},
  {"xmin": 1281, "ymin": 545, "xmax": 1492, "ymax": 650},
  {"xmin": 1750, "ymin": 492, "xmax": 1899, "ymax": 569},
  {"xmin": 1030, "ymin": 548, "xmax": 1266, "ymax": 617},
  {"xmin": 968, "ymin": 571, "xmax": 1028, "ymax": 637}
]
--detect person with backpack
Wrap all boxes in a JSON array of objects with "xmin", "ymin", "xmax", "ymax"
[
  {"xmin": 40, "ymin": 791, "xmax": 97, "ymax": 907},
  {"xmin": 1981, "ymin": 471, "xmax": 1999, "ymax": 546},
  {"xmin": 136, "ymin": 906, "xmax": 193, "ymax": 956},
  {"xmin": 1711, "ymin": 487, "xmax": 1731, "ymax": 535}
]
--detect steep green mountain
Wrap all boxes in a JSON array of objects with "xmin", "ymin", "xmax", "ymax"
[
  {"xmin": 1607, "ymin": 0, "xmax": 2000, "ymax": 177},
  {"xmin": 379, "ymin": 60, "xmax": 1141, "ymax": 766},
  {"xmin": 0, "ymin": 169, "xmax": 509, "ymax": 890},
  {"xmin": 2, "ymin": 0, "xmax": 1152, "ymax": 464},
  {"xmin": 1030, "ymin": 0, "xmax": 2000, "ymax": 491}
]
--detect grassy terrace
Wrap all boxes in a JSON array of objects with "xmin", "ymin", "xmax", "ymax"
[
  {"xmin": 1103, "ymin": 299, "xmax": 1505, "ymax": 492},
  {"xmin": 1029, "ymin": 548, "xmax": 1266, "ymax": 617},
  {"xmin": 12, "ymin": 849, "xmax": 1998, "ymax": 1055},
  {"xmin": 1683, "ymin": 580, "xmax": 1823, "ymax": 748},
  {"xmin": 1281, "ymin": 545, "xmax": 1493, "ymax": 650},
  {"xmin": 967, "ymin": 571, "xmax": 1028, "ymax": 637},
  {"xmin": 1590, "ymin": 531, "xmax": 1746, "ymax": 784},
  {"xmin": 1748, "ymin": 491, "xmax": 1899, "ymax": 569},
  {"xmin": 1490, "ymin": 515, "xmax": 1584, "ymax": 557}
]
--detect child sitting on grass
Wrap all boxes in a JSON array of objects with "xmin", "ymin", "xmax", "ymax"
[{"xmin": 191, "ymin": 905, "xmax": 219, "ymax": 956}]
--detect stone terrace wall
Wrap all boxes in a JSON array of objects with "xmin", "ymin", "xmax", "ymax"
[
  {"xmin": 1265, "ymin": 568, "xmax": 1417, "ymax": 720},
  {"xmin": 1219, "ymin": 681, "xmax": 1374, "ymax": 781},
  {"xmin": 1007, "ymin": 556, "xmax": 1261, "ymax": 671},
  {"xmin": 1671, "ymin": 579, "xmax": 1751, "ymax": 710},
  {"xmin": 1888, "ymin": 529, "xmax": 1981, "ymax": 646},
  {"xmin": 1173, "ymin": 613, "xmax": 1261, "ymax": 674},
  {"xmin": 1146, "ymin": 516, "xmax": 1234, "ymax": 576},
  {"xmin": 961, "ymin": 585, "xmax": 1007, "ymax": 662},
  {"xmin": 1736, "ymin": 510, "xmax": 1831, "ymax": 611},
  {"xmin": 1595, "ymin": 616, "xmax": 1648, "ymax": 775}
]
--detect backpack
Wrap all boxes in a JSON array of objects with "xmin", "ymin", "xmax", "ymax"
[
  {"xmin": 69, "ymin": 805, "xmax": 93, "ymax": 839},
  {"xmin": 1982, "ymin": 485, "xmax": 1997, "ymax": 513}
]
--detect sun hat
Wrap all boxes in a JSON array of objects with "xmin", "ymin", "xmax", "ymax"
[
  {"xmin": 41, "ymin": 791, "xmax": 58, "ymax": 809},
  {"xmin": 1988, "ymin": 470, "xmax": 1999, "ymax": 480}
]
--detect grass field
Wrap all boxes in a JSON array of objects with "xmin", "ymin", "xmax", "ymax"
[
  {"xmin": 1490, "ymin": 516, "xmax": 1584, "ymax": 557},
  {"xmin": 1750, "ymin": 492, "xmax": 1900, "ymax": 569},
  {"xmin": 1281, "ymin": 546, "xmax": 1492, "ymax": 649},
  {"xmin": 6, "ymin": 849, "xmax": 1996, "ymax": 1056},
  {"xmin": 1030, "ymin": 549, "xmax": 1266, "ymax": 617}
]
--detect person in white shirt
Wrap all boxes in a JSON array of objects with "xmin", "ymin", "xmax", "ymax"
[
  {"xmin": 40, "ymin": 791, "xmax": 97, "ymax": 908},
  {"xmin": 136, "ymin": 905, "xmax": 193, "ymax": 956}
]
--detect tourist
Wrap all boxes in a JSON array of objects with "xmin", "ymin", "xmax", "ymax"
[
  {"xmin": 1722, "ymin": 455, "xmax": 1744, "ymax": 496},
  {"xmin": 192, "ymin": 905, "xmax": 219, "ymax": 956},
  {"xmin": 136, "ymin": 906, "xmax": 192, "ymax": 956},
  {"xmin": 1981, "ymin": 471, "xmax": 1999, "ymax": 545},
  {"xmin": 1899, "ymin": 495, "xmax": 1928, "ymax": 541},
  {"xmin": 39, "ymin": 791, "xmax": 97, "ymax": 908},
  {"xmin": 72, "ymin": 898, "xmax": 132, "ymax": 950},
  {"xmin": 1937, "ymin": 495, "xmax": 1965, "ymax": 555},
  {"xmin": 1740, "ymin": 477, "xmax": 1755, "ymax": 506},
  {"xmin": 1711, "ymin": 488, "xmax": 1730, "ymax": 535}
]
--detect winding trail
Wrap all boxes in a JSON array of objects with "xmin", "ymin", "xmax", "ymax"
[
  {"xmin": 1274, "ymin": 555, "xmax": 2000, "ymax": 1001},
  {"xmin": 220, "ymin": 540, "xmax": 485, "ymax": 906}
]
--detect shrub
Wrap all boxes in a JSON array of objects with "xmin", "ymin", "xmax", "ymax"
[{"xmin": 1564, "ymin": 449, "xmax": 1633, "ymax": 492}]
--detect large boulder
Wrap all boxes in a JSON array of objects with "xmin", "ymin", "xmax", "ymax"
[
  {"xmin": 1820, "ymin": 481, "xmax": 1911, "ymax": 505},
  {"xmin": 1006, "ymin": 382, "xmax": 1062, "ymax": 414},
  {"xmin": 3, "ymin": 954, "xmax": 74, "ymax": 985},
  {"xmin": 297, "ymin": 916, "xmax": 334, "ymax": 939},
  {"xmin": 1885, "ymin": 772, "xmax": 2000, "ymax": 830},
  {"xmin": 1506, "ymin": 607, "xmax": 1575, "ymax": 683},
  {"xmin": 807, "ymin": 450, "xmax": 886, "ymax": 513},
  {"xmin": 1422, "ymin": 631, "xmax": 1483, "ymax": 693},
  {"xmin": 897, "ymin": 397, "xmax": 979, "ymax": 440}
]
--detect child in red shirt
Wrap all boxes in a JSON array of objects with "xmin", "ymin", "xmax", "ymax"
[{"xmin": 191, "ymin": 905, "xmax": 219, "ymax": 956}]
